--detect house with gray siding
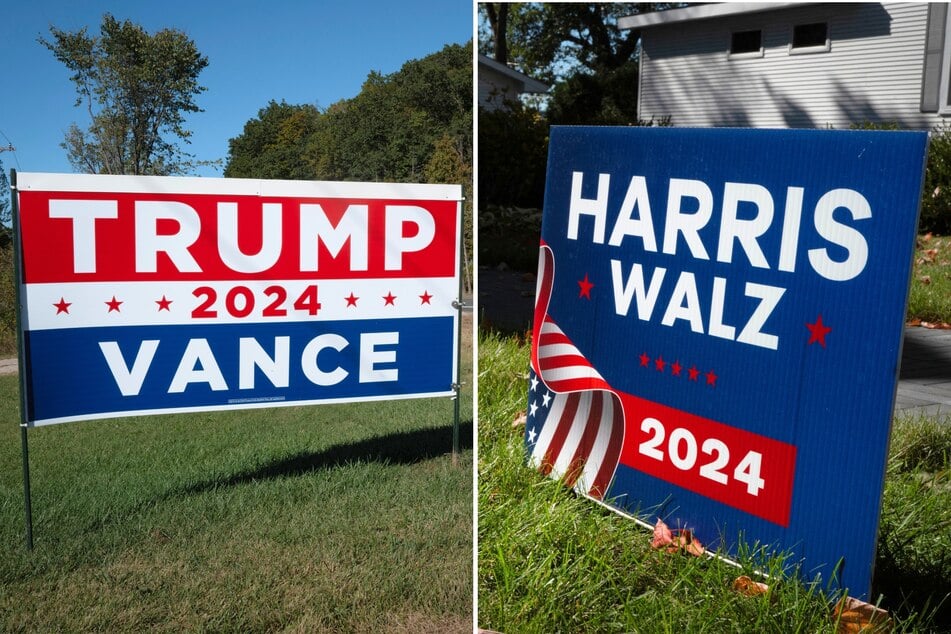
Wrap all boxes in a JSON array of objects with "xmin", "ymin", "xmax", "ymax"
[{"xmin": 619, "ymin": 3, "xmax": 950, "ymax": 130}]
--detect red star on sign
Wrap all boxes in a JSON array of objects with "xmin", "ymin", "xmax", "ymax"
[
  {"xmin": 578, "ymin": 273, "xmax": 594, "ymax": 299},
  {"xmin": 688, "ymin": 366, "xmax": 700, "ymax": 381},
  {"xmin": 383, "ymin": 292, "xmax": 396, "ymax": 306},
  {"xmin": 806, "ymin": 314, "xmax": 832, "ymax": 348},
  {"xmin": 156, "ymin": 295, "xmax": 173, "ymax": 311},
  {"xmin": 419, "ymin": 291, "xmax": 433, "ymax": 305},
  {"xmin": 639, "ymin": 352, "xmax": 650, "ymax": 367},
  {"xmin": 654, "ymin": 356, "xmax": 666, "ymax": 372},
  {"xmin": 54, "ymin": 297, "xmax": 71, "ymax": 314},
  {"xmin": 671, "ymin": 361, "xmax": 682, "ymax": 376},
  {"xmin": 705, "ymin": 370, "xmax": 718, "ymax": 386},
  {"xmin": 105, "ymin": 296, "xmax": 123, "ymax": 312},
  {"xmin": 345, "ymin": 292, "xmax": 359, "ymax": 307}
]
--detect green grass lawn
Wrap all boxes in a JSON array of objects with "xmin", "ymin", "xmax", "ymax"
[
  {"xmin": 907, "ymin": 234, "xmax": 951, "ymax": 325},
  {"xmin": 478, "ymin": 332, "xmax": 951, "ymax": 633},
  {"xmin": 0, "ymin": 323, "xmax": 473, "ymax": 632}
]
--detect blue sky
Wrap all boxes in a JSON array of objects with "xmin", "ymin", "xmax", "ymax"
[{"xmin": 0, "ymin": 0, "xmax": 473, "ymax": 178}]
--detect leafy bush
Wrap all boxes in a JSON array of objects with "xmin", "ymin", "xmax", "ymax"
[
  {"xmin": 478, "ymin": 104, "xmax": 549, "ymax": 209},
  {"xmin": 478, "ymin": 204, "xmax": 542, "ymax": 271},
  {"xmin": 922, "ymin": 122, "xmax": 951, "ymax": 235},
  {"xmin": 852, "ymin": 120, "xmax": 951, "ymax": 235},
  {"xmin": 0, "ymin": 242, "xmax": 16, "ymax": 355}
]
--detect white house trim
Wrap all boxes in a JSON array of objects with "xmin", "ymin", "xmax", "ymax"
[{"xmin": 619, "ymin": 3, "xmax": 815, "ymax": 30}]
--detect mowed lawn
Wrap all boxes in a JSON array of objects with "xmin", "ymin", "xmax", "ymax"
[{"xmin": 0, "ymin": 320, "xmax": 473, "ymax": 632}]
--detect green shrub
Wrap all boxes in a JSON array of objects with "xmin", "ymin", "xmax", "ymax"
[
  {"xmin": 478, "ymin": 204, "xmax": 542, "ymax": 271},
  {"xmin": 0, "ymin": 242, "xmax": 16, "ymax": 355},
  {"xmin": 922, "ymin": 122, "xmax": 951, "ymax": 235},
  {"xmin": 851, "ymin": 120, "xmax": 951, "ymax": 235},
  {"xmin": 478, "ymin": 104, "xmax": 549, "ymax": 209}
]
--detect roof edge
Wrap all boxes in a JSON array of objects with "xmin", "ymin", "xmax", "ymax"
[
  {"xmin": 619, "ymin": 2, "xmax": 818, "ymax": 30},
  {"xmin": 477, "ymin": 54, "xmax": 550, "ymax": 93}
]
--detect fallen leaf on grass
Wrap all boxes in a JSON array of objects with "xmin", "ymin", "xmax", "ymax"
[
  {"xmin": 651, "ymin": 518, "xmax": 705, "ymax": 556},
  {"xmin": 833, "ymin": 596, "xmax": 892, "ymax": 633},
  {"xmin": 907, "ymin": 318, "xmax": 922, "ymax": 327},
  {"xmin": 732, "ymin": 575, "xmax": 770, "ymax": 597},
  {"xmin": 512, "ymin": 411, "xmax": 527, "ymax": 428},
  {"xmin": 919, "ymin": 275, "xmax": 932, "ymax": 285},
  {"xmin": 652, "ymin": 518, "xmax": 674, "ymax": 548}
]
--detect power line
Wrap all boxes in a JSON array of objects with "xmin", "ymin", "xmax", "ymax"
[{"xmin": 0, "ymin": 128, "xmax": 20, "ymax": 169}]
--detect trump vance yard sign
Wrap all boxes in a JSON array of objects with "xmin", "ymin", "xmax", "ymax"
[
  {"xmin": 526, "ymin": 127, "xmax": 927, "ymax": 599},
  {"xmin": 15, "ymin": 173, "xmax": 463, "ymax": 426}
]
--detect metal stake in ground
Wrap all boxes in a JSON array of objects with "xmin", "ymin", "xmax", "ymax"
[{"xmin": 11, "ymin": 169, "xmax": 33, "ymax": 551}]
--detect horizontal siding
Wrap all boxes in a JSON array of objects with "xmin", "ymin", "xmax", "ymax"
[
  {"xmin": 639, "ymin": 2, "xmax": 945, "ymax": 130},
  {"xmin": 478, "ymin": 67, "xmax": 521, "ymax": 111}
]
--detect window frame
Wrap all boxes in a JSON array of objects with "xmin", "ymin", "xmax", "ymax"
[
  {"xmin": 729, "ymin": 29, "xmax": 764, "ymax": 59},
  {"xmin": 789, "ymin": 22, "xmax": 830, "ymax": 55}
]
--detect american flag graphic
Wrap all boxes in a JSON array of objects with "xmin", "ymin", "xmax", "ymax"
[{"xmin": 527, "ymin": 244, "xmax": 624, "ymax": 499}]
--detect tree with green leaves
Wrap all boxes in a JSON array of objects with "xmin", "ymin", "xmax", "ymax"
[
  {"xmin": 0, "ymin": 159, "xmax": 9, "ymax": 227},
  {"xmin": 225, "ymin": 41, "xmax": 472, "ymax": 186},
  {"xmin": 224, "ymin": 101, "xmax": 323, "ymax": 180},
  {"xmin": 41, "ymin": 14, "xmax": 211, "ymax": 175},
  {"xmin": 479, "ymin": 3, "xmax": 673, "ymax": 125}
]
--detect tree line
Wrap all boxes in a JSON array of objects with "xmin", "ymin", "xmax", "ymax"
[{"xmin": 224, "ymin": 41, "xmax": 472, "ymax": 188}]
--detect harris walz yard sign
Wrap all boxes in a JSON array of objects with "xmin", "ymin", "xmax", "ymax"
[
  {"xmin": 525, "ymin": 127, "xmax": 927, "ymax": 599},
  {"xmin": 15, "ymin": 173, "xmax": 463, "ymax": 425}
]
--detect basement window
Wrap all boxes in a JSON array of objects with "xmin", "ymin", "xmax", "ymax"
[
  {"xmin": 730, "ymin": 30, "xmax": 763, "ymax": 58},
  {"xmin": 790, "ymin": 22, "xmax": 830, "ymax": 53}
]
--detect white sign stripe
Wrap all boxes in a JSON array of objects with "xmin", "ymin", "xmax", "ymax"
[
  {"xmin": 575, "ymin": 394, "xmax": 618, "ymax": 495},
  {"xmin": 538, "ymin": 343, "xmax": 584, "ymax": 359},
  {"xmin": 541, "ymin": 320, "xmax": 565, "ymax": 336},
  {"xmin": 23, "ymin": 277, "xmax": 457, "ymax": 330},
  {"xmin": 541, "ymin": 365, "xmax": 605, "ymax": 385},
  {"xmin": 552, "ymin": 391, "xmax": 593, "ymax": 477},
  {"xmin": 16, "ymin": 171, "xmax": 463, "ymax": 201},
  {"xmin": 530, "ymin": 392, "xmax": 570, "ymax": 468}
]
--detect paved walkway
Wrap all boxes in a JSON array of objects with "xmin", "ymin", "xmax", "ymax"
[{"xmin": 895, "ymin": 326, "xmax": 951, "ymax": 417}]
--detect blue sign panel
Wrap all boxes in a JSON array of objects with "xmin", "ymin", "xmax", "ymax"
[{"xmin": 526, "ymin": 127, "xmax": 927, "ymax": 599}]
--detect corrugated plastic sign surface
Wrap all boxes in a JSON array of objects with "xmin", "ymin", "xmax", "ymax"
[
  {"xmin": 526, "ymin": 127, "xmax": 927, "ymax": 599},
  {"xmin": 16, "ymin": 173, "xmax": 461, "ymax": 426}
]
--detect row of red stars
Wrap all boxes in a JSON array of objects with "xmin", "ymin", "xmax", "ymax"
[
  {"xmin": 52, "ymin": 290, "xmax": 435, "ymax": 315},
  {"xmin": 639, "ymin": 352, "xmax": 719, "ymax": 386}
]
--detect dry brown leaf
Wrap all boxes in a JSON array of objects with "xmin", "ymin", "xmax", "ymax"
[
  {"xmin": 512, "ymin": 411, "xmax": 527, "ymax": 428},
  {"xmin": 907, "ymin": 318, "xmax": 922, "ymax": 327},
  {"xmin": 834, "ymin": 596, "xmax": 892, "ymax": 633},
  {"xmin": 923, "ymin": 232, "xmax": 933, "ymax": 242},
  {"xmin": 919, "ymin": 275, "xmax": 932, "ymax": 285},
  {"xmin": 651, "ymin": 519, "xmax": 704, "ymax": 556},
  {"xmin": 678, "ymin": 530, "xmax": 705, "ymax": 556},
  {"xmin": 733, "ymin": 575, "xmax": 770, "ymax": 597},
  {"xmin": 652, "ymin": 518, "xmax": 674, "ymax": 548}
]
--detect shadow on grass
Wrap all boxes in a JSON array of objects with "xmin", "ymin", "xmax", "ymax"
[
  {"xmin": 899, "ymin": 331, "xmax": 951, "ymax": 381},
  {"xmin": 873, "ymin": 561, "xmax": 951, "ymax": 631},
  {"xmin": 179, "ymin": 420, "xmax": 474, "ymax": 496}
]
